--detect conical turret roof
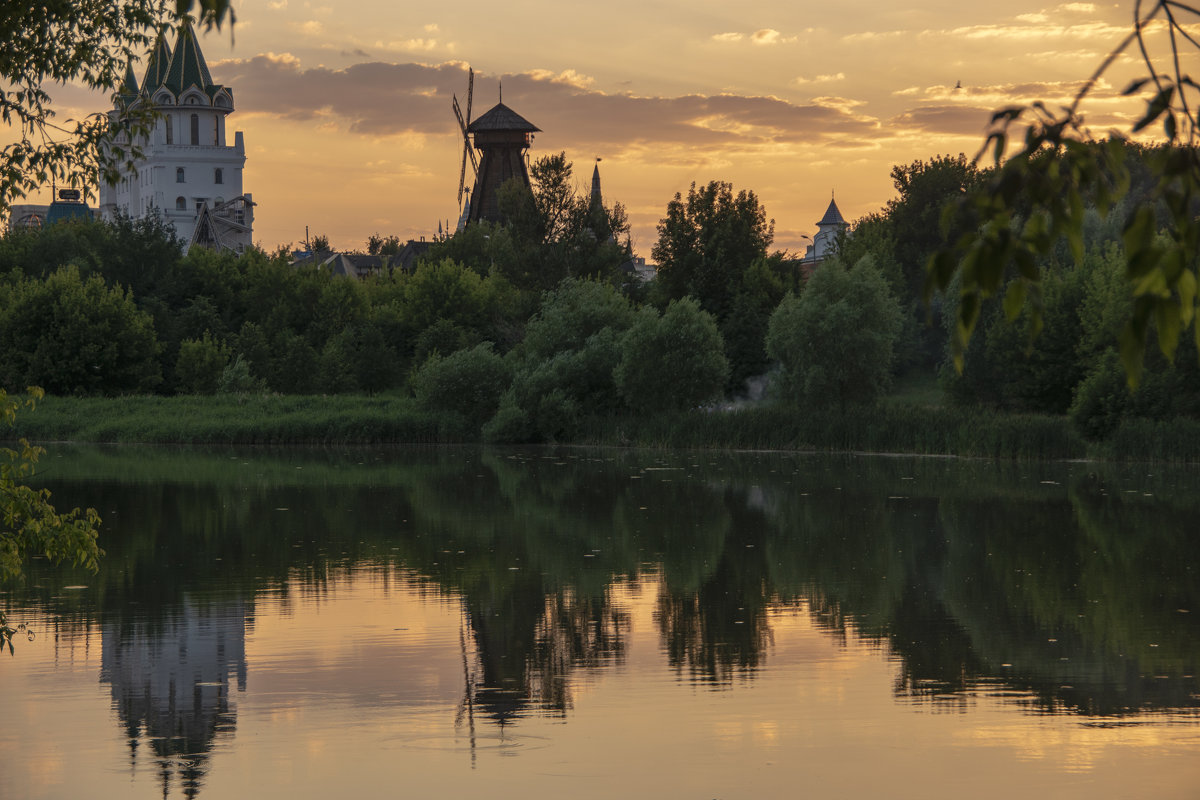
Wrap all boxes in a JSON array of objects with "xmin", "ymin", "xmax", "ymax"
[
  {"xmin": 468, "ymin": 103, "xmax": 540, "ymax": 133},
  {"xmin": 121, "ymin": 63, "xmax": 140, "ymax": 96},
  {"xmin": 817, "ymin": 197, "xmax": 845, "ymax": 227},
  {"xmin": 141, "ymin": 31, "xmax": 174, "ymax": 93},
  {"xmin": 163, "ymin": 20, "xmax": 214, "ymax": 95}
]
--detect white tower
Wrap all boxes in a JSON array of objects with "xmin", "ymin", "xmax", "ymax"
[
  {"xmin": 803, "ymin": 196, "xmax": 847, "ymax": 266},
  {"xmin": 99, "ymin": 21, "xmax": 253, "ymax": 253}
]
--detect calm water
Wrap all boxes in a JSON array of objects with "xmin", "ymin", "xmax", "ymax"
[{"xmin": 1, "ymin": 445, "xmax": 1198, "ymax": 799}]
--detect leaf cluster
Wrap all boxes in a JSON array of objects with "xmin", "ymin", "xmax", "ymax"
[
  {"xmin": 927, "ymin": 1, "xmax": 1200, "ymax": 387},
  {"xmin": 1, "ymin": 386, "xmax": 102, "ymax": 652},
  {"xmin": 0, "ymin": 0, "xmax": 234, "ymax": 213}
]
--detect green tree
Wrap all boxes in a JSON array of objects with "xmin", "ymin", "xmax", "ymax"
[
  {"xmin": 651, "ymin": 181, "xmax": 774, "ymax": 322},
  {"xmin": 1, "ymin": 388, "xmax": 101, "ymax": 653},
  {"xmin": 217, "ymin": 354, "xmax": 265, "ymax": 394},
  {"xmin": 317, "ymin": 322, "xmax": 398, "ymax": 394},
  {"xmin": 402, "ymin": 257, "xmax": 494, "ymax": 335},
  {"xmin": 1, "ymin": 0, "xmax": 233, "ymax": 213},
  {"xmin": 615, "ymin": 297, "xmax": 729, "ymax": 412},
  {"xmin": 928, "ymin": 2, "xmax": 1200, "ymax": 384},
  {"xmin": 766, "ymin": 255, "xmax": 903, "ymax": 409},
  {"xmin": 887, "ymin": 155, "xmax": 984, "ymax": 296},
  {"xmin": 491, "ymin": 279, "xmax": 637, "ymax": 441},
  {"xmin": 518, "ymin": 278, "xmax": 636, "ymax": 362},
  {"xmin": 412, "ymin": 342, "xmax": 512, "ymax": 432},
  {"xmin": 0, "ymin": 265, "xmax": 161, "ymax": 394},
  {"xmin": 943, "ymin": 260, "xmax": 1088, "ymax": 414},
  {"xmin": 721, "ymin": 256, "xmax": 789, "ymax": 393},
  {"xmin": 174, "ymin": 331, "xmax": 230, "ymax": 394}
]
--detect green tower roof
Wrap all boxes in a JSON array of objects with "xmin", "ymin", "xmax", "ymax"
[
  {"xmin": 121, "ymin": 63, "xmax": 140, "ymax": 96},
  {"xmin": 141, "ymin": 31, "xmax": 173, "ymax": 93},
  {"xmin": 163, "ymin": 19, "xmax": 214, "ymax": 95}
]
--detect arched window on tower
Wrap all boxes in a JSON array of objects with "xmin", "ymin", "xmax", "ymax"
[
  {"xmin": 214, "ymin": 168, "xmax": 223, "ymax": 185},
  {"xmin": 175, "ymin": 196, "xmax": 186, "ymax": 210},
  {"xmin": 165, "ymin": 115, "xmax": 173, "ymax": 144},
  {"xmin": 190, "ymin": 114, "xmax": 199, "ymax": 146},
  {"xmin": 176, "ymin": 167, "xmax": 185, "ymax": 183},
  {"xmin": 213, "ymin": 116, "xmax": 219, "ymax": 145}
]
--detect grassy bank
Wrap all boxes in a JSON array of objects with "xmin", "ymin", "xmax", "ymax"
[
  {"xmin": 577, "ymin": 403, "xmax": 1089, "ymax": 460},
  {"xmin": 7, "ymin": 393, "xmax": 449, "ymax": 445},
  {"xmin": 5, "ymin": 392, "xmax": 1199, "ymax": 462}
]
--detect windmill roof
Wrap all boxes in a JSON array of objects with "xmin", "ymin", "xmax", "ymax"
[
  {"xmin": 817, "ymin": 197, "xmax": 846, "ymax": 226},
  {"xmin": 468, "ymin": 103, "xmax": 540, "ymax": 133}
]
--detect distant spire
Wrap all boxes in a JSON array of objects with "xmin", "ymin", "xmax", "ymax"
[{"xmin": 591, "ymin": 159, "xmax": 602, "ymax": 206}]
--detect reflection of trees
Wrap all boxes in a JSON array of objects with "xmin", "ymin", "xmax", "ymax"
[
  {"xmin": 530, "ymin": 590, "xmax": 630, "ymax": 709},
  {"xmin": 652, "ymin": 489, "xmax": 774, "ymax": 684},
  {"xmin": 934, "ymin": 471, "xmax": 1200, "ymax": 715},
  {"xmin": 764, "ymin": 481, "xmax": 987, "ymax": 700},
  {"xmin": 18, "ymin": 444, "xmax": 1200, "ymax": 754},
  {"xmin": 401, "ymin": 451, "xmax": 638, "ymax": 724},
  {"xmin": 756, "ymin": 457, "xmax": 1200, "ymax": 715}
]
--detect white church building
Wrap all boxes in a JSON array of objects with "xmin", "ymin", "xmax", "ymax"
[{"xmin": 99, "ymin": 20, "xmax": 253, "ymax": 253}]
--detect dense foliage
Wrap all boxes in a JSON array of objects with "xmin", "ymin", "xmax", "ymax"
[
  {"xmin": 1, "ymin": 139, "xmax": 1199, "ymax": 456},
  {"xmin": 766, "ymin": 255, "xmax": 902, "ymax": 409},
  {"xmin": 1, "ymin": 387, "xmax": 102, "ymax": 652}
]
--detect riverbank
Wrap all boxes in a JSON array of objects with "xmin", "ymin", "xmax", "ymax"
[{"xmin": 5, "ymin": 392, "xmax": 1200, "ymax": 462}]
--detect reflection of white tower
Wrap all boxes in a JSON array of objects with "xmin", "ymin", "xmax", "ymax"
[
  {"xmin": 98, "ymin": 20, "xmax": 253, "ymax": 254},
  {"xmin": 802, "ymin": 196, "xmax": 848, "ymax": 267},
  {"xmin": 100, "ymin": 597, "xmax": 249, "ymax": 800}
]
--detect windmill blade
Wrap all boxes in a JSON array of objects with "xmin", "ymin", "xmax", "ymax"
[
  {"xmin": 466, "ymin": 68, "xmax": 474, "ymax": 125},
  {"xmin": 458, "ymin": 142, "xmax": 469, "ymax": 205},
  {"xmin": 453, "ymin": 95, "xmax": 469, "ymax": 137},
  {"xmin": 465, "ymin": 138, "xmax": 478, "ymax": 173},
  {"xmin": 457, "ymin": 154, "xmax": 466, "ymax": 205},
  {"xmin": 453, "ymin": 98, "xmax": 478, "ymax": 175},
  {"xmin": 454, "ymin": 67, "xmax": 479, "ymax": 208}
]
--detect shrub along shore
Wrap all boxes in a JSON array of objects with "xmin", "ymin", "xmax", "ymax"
[{"xmin": 7, "ymin": 393, "xmax": 1200, "ymax": 463}]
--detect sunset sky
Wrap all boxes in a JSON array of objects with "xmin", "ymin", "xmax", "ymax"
[{"xmin": 18, "ymin": 1, "xmax": 1181, "ymax": 256}]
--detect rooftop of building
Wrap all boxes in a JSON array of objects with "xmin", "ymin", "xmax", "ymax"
[{"xmin": 468, "ymin": 103, "xmax": 540, "ymax": 133}]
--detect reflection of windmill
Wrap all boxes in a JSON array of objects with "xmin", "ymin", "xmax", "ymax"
[
  {"xmin": 453, "ymin": 68, "xmax": 478, "ymax": 216},
  {"xmin": 455, "ymin": 76, "xmax": 540, "ymax": 226}
]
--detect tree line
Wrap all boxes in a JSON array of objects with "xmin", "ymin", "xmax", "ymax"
[{"xmin": 0, "ymin": 144, "xmax": 1197, "ymax": 446}]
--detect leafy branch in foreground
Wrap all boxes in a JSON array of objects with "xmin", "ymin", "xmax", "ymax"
[
  {"xmin": 928, "ymin": 0, "xmax": 1200, "ymax": 385},
  {"xmin": 0, "ymin": 0, "xmax": 234, "ymax": 214},
  {"xmin": 1, "ymin": 388, "xmax": 102, "ymax": 654}
]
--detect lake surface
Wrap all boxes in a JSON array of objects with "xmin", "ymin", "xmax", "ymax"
[{"xmin": 1, "ymin": 445, "xmax": 1198, "ymax": 799}]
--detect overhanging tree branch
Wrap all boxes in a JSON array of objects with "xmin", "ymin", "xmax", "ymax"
[{"xmin": 928, "ymin": 0, "xmax": 1200, "ymax": 386}]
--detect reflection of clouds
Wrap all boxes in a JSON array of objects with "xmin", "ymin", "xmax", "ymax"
[{"xmin": 958, "ymin": 718, "xmax": 1175, "ymax": 773}]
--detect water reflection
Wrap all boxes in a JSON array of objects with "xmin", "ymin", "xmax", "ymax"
[
  {"xmin": 101, "ymin": 597, "xmax": 248, "ymax": 799},
  {"xmin": 10, "ymin": 446, "xmax": 1200, "ymax": 797}
]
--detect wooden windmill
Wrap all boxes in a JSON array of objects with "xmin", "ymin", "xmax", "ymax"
[{"xmin": 454, "ymin": 77, "xmax": 540, "ymax": 225}]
